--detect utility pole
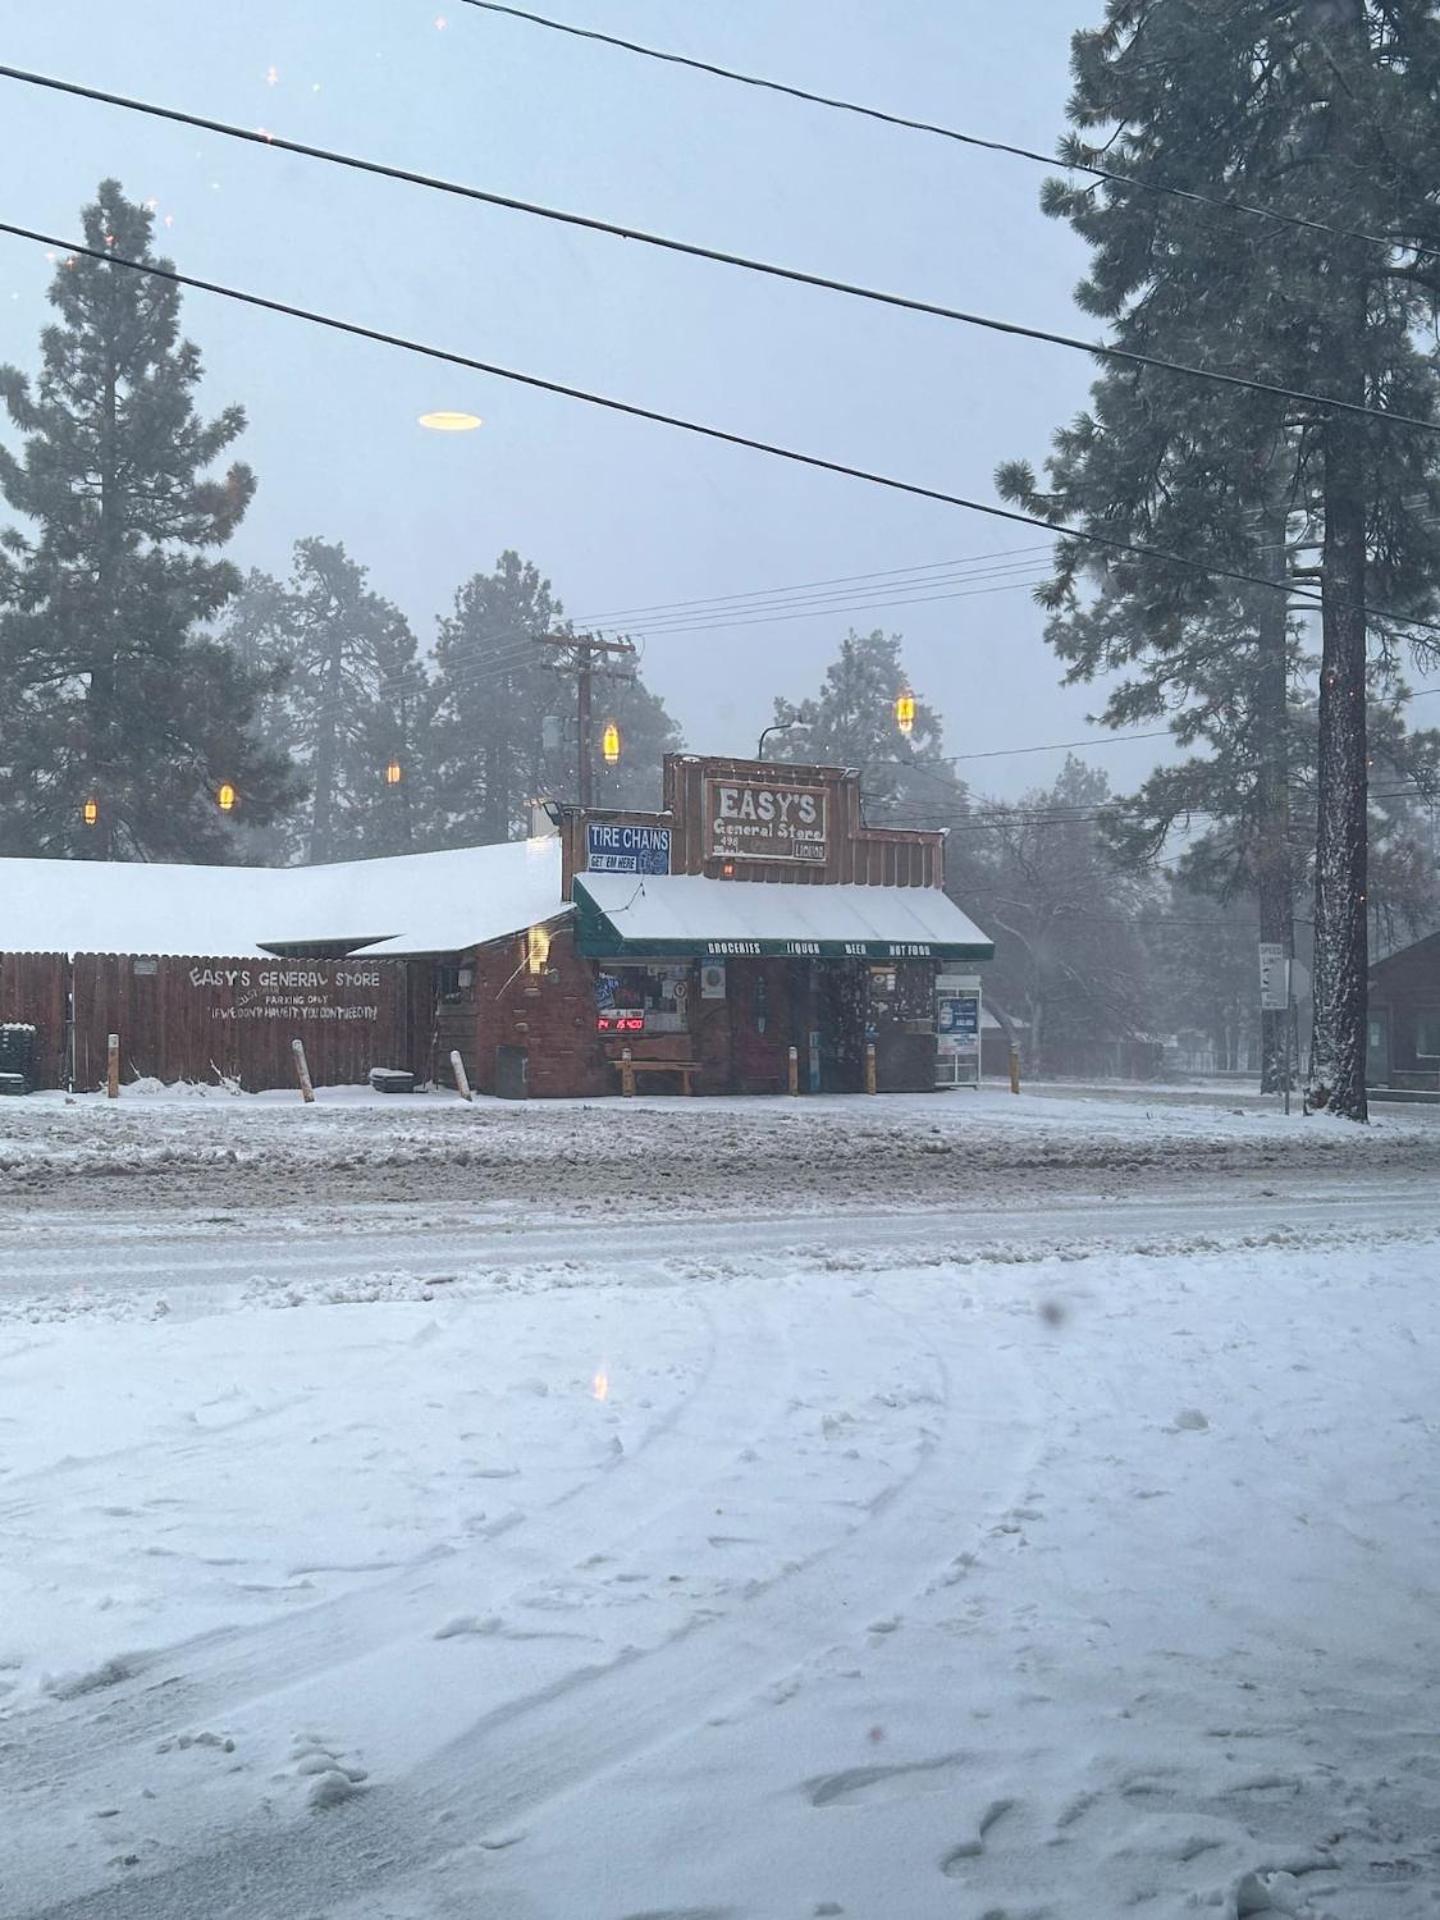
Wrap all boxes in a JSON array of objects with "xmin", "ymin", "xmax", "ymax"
[{"xmin": 535, "ymin": 632, "xmax": 636, "ymax": 808}]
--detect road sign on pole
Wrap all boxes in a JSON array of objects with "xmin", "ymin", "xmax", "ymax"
[{"xmin": 1258, "ymin": 942, "xmax": 1290, "ymax": 1013}]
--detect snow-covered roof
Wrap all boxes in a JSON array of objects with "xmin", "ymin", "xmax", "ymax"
[
  {"xmin": 0, "ymin": 840, "xmax": 565, "ymax": 960},
  {"xmin": 263, "ymin": 840, "xmax": 565, "ymax": 958},
  {"xmin": 575, "ymin": 872, "xmax": 992, "ymax": 958}
]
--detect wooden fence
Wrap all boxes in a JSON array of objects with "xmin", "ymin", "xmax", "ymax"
[
  {"xmin": 0, "ymin": 953, "xmax": 69, "ymax": 1090},
  {"xmin": 1, "ymin": 952, "xmax": 414, "ymax": 1092}
]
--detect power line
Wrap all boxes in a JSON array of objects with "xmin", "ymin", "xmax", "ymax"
[
  {"xmin": 9, "ymin": 221, "xmax": 1440, "ymax": 643},
  {"xmin": 456, "ymin": 0, "xmax": 1440, "ymax": 272},
  {"xmin": 577, "ymin": 543, "xmax": 1053, "ymax": 620},
  {"xmin": 5, "ymin": 65, "xmax": 1440, "ymax": 439}
]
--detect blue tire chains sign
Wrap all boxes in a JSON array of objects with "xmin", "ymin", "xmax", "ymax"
[{"xmin": 586, "ymin": 823, "xmax": 672, "ymax": 875}]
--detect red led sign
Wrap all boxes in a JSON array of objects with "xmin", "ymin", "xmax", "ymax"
[{"xmin": 597, "ymin": 1013, "xmax": 645, "ymax": 1034}]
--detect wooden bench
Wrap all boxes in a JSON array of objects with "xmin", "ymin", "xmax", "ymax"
[{"xmin": 611, "ymin": 1054, "xmax": 697, "ymax": 1096}]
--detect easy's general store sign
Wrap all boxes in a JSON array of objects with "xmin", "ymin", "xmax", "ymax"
[
  {"xmin": 706, "ymin": 779, "xmax": 828, "ymax": 864},
  {"xmin": 188, "ymin": 962, "xmax": 385, "ymax": 1024}
]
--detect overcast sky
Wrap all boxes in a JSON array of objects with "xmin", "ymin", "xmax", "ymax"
[{"xmin": 0, "ymin": 1, "xmax": 1253, "ymax": 803}]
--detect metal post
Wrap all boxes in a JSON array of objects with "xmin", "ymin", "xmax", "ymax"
[
  {"xmin": 787, "ymin": 1045, "xmax": 799, "ymax": 1095},
  {"xmin": 865, "ymin": 1041, "xmax": 877, "ymax": 1095},
  {"xmin": 620, "ymin": 1045, "xmax": 635, "ymax": 1097}
]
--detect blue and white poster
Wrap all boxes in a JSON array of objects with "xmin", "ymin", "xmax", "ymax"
[{"xmin": 586, "ymin": 823, "xmax": 672, "ymax": 875}]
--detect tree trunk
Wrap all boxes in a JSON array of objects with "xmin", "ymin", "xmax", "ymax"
[
  {"xmin": 308, "ymin": 637, "xmax": 344, "ymax": 865},
  {"xmin": 1254, "ymin": 497, "xmax": 1294, "ymax": 1092},
  {"xmin": 1305, "ymin": 0, "xmax": 1369, "ymax": 1122},
  {"xmin": 87, "ymin": 338, "xmax": 121, "ymax": 861}
]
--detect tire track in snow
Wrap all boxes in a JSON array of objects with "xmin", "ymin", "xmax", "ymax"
[
  {"xmin": 0, "ymin": 1285, "xmax": 797, "ymax": 1905},
  {"xmin": 12, "ymin": 1282, "xmax": 1041, "ymax": 1920}
]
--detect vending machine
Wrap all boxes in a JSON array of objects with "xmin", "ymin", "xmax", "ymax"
[{"xmin": 934, "ymin": 973, "xmax": 982, "ymax": 1089}]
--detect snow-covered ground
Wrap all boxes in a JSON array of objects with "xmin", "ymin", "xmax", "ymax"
[{"xmin": 2, "ymin": 1091, "xmax": 1437, "ymax": 1918}]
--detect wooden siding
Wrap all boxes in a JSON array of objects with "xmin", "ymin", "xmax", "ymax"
[
  {"xmin": 0, "ymin": 952, "xmax": 69, "ymax": 1089},
  {"xmin": 64, "ymin": 954, "xmax": 411, "ymax": 1092}
]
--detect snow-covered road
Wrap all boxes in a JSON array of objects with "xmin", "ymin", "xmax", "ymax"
[{"xmin": 2, "ymin": 1092, "xmax": 1437, "ymax": 1919}]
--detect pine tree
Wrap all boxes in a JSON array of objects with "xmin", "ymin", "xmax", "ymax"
[
  {"xmin": 590, "ymin": 672, "xmax": 685, "ymax": 813},
  {"xmin": 769, "ymin": 629, "xmax": 969, "ymax": 827},
  {"xmin": 224, "ymin": 538, "xmax": 423, "ymax": 863},
  {"xmin": 0, "ymin": 181, "xmax": 299, "ymax": 861},
  {"xmin": 426, "ymin": 551, "xmax": 562, "ymax": 847},
  {"xmin": 425, "ymin": 551, "xmax": 684, "ymax": 844},
  {"xmin": 998, "ymin": 2, "xmax": 1440, "ymax": 1119}
]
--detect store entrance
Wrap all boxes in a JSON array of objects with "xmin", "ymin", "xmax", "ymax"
[{"xmin": 816, "ymin": 959, "xmax": 867, "ymax": 1093}]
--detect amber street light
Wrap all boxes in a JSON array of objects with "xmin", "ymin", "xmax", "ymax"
[
  {"xmin": 385, "ymin": 757, "xmax": 403, "ymax": 787},
  {"xmin": 894, "ymin": 691, "xmax": 917, "ymax": 738},
  {"xmin": 82, "ymin": 795, "xmax": 99, "ymax": 828},
  {"xmin": 216, "ymin": 781, "xmax": 237, "ymax": 813},
  {"xmin": 601, "ymin": 720, "xmax": 621, "ymax": 767}
]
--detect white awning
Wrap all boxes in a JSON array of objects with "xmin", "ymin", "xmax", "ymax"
[{"xmin": 574, "ymin": 872, "xmax": 992, "ymax": 960}]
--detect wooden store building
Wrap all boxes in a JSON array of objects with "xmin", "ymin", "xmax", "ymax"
[{"xmin": 0, "ymin": 754, "xmax": 993, "ymax": 1097}]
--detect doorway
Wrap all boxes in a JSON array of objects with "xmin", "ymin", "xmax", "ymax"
[{"xmin": 1366, "ymin": 1008, "xmax": 1390, "ymax": 1087}]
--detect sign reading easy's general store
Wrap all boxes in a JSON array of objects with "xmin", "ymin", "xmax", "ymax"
[{"xmin": 706, "ymin": 778, "xmax": 828, "ymax": 864}]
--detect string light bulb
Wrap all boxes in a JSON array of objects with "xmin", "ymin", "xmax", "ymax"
[
  {"xmin": 894, "ymin": 691, "xmax": 916, "ymax": 738},
  {"xmin": 82, "ymin": 795, "xmax": 99, "ymax": 828},
  {"xmin": 601, "ymin": 721, "xmax": 621, "ymax": 767},
  {"xmin": 216, "ymin": 781, "xmax": 237, "ymax": 813},
  {"xmin": 385, "ymin": 758, "xmax": 403, "ymax": 787}
]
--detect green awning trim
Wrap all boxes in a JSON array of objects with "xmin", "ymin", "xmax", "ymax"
[{"xmin": 573, "ymin": 884, "xmax": 993, "ymax": 963}]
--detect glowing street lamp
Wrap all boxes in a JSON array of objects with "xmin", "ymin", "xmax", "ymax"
[
  {"xmin": 894, "ymin": 691, "xmax": 916, "ymax": 738},
  {"xmin": 601, "ymin": 720, "xmax": 621, "ymax": 767},
  {"xmin": 216, "ymin": 781, "xmax": 237, "ymax": 813}
]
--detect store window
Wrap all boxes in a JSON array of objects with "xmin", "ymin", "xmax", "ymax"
[
  {"xmin": 1416, "ymin": 1010, "xmax": 1440, "ymax": 1058},
  {"xmin": 594, "ymin": 961, "xmax": 693, "ymax": 1034}
]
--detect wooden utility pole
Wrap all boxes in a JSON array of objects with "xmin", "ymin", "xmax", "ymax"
[{"xmin": 535, "ymin": 633, "xmax": 636, "ymax": 808}]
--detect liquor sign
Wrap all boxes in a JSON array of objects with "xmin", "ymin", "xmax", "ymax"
[
  {"xmin": 1258, "ymin": 942, "xmax": 1290, "ymax": 1013},
  {"xmin": 586, "ymin": 823, "xmax": 672, "ymax": 875},
  {"xmin": 706, "ymin": 778, "xmax": 828, "ymax": 865}
]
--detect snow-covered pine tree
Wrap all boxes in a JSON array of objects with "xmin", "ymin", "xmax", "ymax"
[
  {"xmin": 999, "ymin": 1, "xmax": 1440, "ymax": 1118},
  {"xmin": 0, "ymin": 181, "xmax": 299, "ymax": 861},
  {"xmin": 225, "ymin": 538, "xmax": 423, "ymax": 863}
]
